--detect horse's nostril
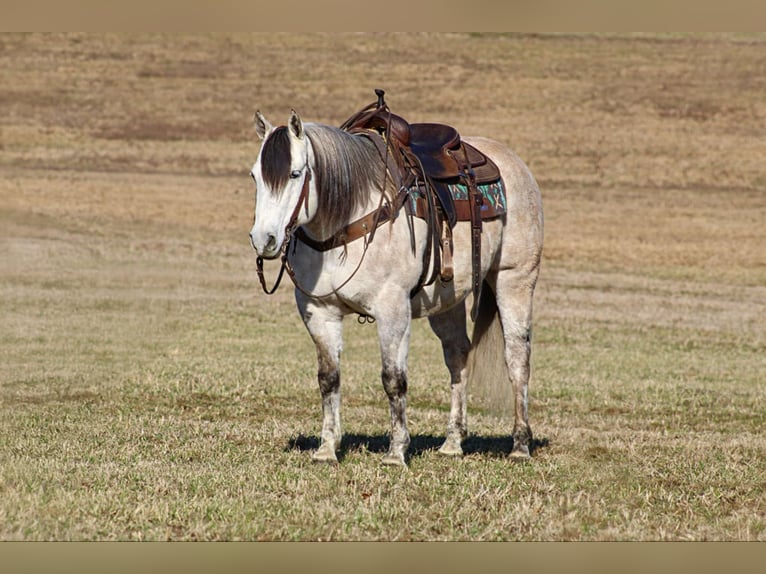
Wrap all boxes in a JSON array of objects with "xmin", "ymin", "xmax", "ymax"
[{"xmin": 266, "ymin": 234, "xmax": 277, "ymax": 251}]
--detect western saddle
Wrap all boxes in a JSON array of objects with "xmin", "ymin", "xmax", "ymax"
[{"xmin": 297, "ymin": 89, "xmax": 505, "ymax": 310}]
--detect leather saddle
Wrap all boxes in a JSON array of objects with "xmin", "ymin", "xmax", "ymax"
[
  {"xmin": 341, "ymin": 90, "xmax": 500, "ymax": 195},
  {"xmin": 338, "ymin": 89, "xmax": 502, "ymax": 308}
]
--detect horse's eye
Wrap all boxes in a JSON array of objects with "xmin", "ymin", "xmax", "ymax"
[{"xmin": 290, "ymin": 170, "xmax": 302, "ymax": 179}]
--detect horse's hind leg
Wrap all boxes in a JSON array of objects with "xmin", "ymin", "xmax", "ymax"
[
  {"xmin": 493, "ymin": 268, "xmax": 539, "ymax": 459},
  {"xmin": 298, "ymin": 299, "xmax": 344, "ymax": 464},
  {"xmin": 428, "ymin": 304, "xmax": 470, "ymax": 457}
]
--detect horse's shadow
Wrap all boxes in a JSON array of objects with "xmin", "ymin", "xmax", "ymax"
[{"xmin": 286, "ymin": 433, "xmax": 549, "ymax": 462}]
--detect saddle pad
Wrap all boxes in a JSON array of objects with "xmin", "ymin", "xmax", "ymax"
[{"xmin": 408, "ymin": 178, "xmax": 507, "ymax": 221}]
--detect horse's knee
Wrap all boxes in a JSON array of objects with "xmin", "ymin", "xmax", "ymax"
[
  {"xmin": 381, "ymin": 367, "xmax": 407, "ymax": 398},
  {"xmin": 318, "ymin": 368, "xmax": 340, "ymax": 395}
]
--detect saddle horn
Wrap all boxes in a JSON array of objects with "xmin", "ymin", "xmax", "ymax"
[{"xmin": 375, "ymin": 88, "xmax": 386, "ymax": 108}]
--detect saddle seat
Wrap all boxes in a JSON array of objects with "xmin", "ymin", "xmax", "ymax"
[{"xmin": 408, "ymin": 123, "xmax": 497, "ymax": 183}]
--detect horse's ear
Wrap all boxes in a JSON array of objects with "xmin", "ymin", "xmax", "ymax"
[
  {"xmin": 288, "ymin": 109, "xmax": 304, "ymax": 140},
  {"xmin": 254, "ymin": 110, "xmax": 273, "ymax": 140}
]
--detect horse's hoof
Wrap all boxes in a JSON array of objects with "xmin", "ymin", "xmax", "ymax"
[
  {"xmin": 437, "ymin": 437, "xmax": 464, "ymax": 457},
  {"xmin": 311, "ymin": 444, "xmax": 339, "ymax": 464},
  {"xmin": 311, "ymin": 454, "xmax": 338, "ymax": 465},
  {"xmin": 509, "ymin": 445, "xmax": 531, "ymax": 461},
  {"xmin": 381, "ymin": 452, "xmax": 407, "ymax": 467}
]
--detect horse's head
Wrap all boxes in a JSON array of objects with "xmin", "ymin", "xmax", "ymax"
[{"xmin": 249, "ymin": 110, "xmax": 315, "ymax": 259}]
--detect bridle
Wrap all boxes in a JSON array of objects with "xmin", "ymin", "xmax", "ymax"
[
  {"xmin": 254, "ymin": 166, "xmax": 311, "ymax": 295},
  {"xmin": 253, "ymin": 109, "xmax": 401, "ymax": 301},
  {"xmin": 254, "ymin": 140, "xmax": 398, "ymax": 303}
]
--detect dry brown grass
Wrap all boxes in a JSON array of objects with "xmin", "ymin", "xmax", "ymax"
[{"xmin": 1, "ymin": 33, "xmax": 765, "ymax": 540}]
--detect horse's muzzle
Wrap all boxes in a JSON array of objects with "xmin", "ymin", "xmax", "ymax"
[{"xmin": 250, "ymin": 232, "xmax": 281, "ymax": 259}]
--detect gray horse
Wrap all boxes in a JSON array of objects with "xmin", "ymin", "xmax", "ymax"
[{"xmin": 249, "ymin": 109, "xmax": 543, "ymax": 466}]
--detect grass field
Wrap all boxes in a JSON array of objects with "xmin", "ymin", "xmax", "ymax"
[{"xmin": 1, "ymin": 33, "xmax": 765, "ymax": 541}]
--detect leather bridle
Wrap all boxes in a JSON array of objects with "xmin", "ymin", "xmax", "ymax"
[{"xmin": 255, "ymin": 167, "xmax": 311, "ymax": 295}]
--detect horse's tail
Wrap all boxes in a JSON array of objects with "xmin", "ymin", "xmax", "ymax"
[{"xmin": 467, "ymin": 281, "xmax": 513, "ymax": 420}]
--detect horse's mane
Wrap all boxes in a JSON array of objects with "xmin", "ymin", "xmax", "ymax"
[
  {"xmin": 259, "ymin": 123, "xmax": 385, "ymax": 234},
  {"xmin": 305, "ymin": 124, "xmax": 385, "ymax": 233}
]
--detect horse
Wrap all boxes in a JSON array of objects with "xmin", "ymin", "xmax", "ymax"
[{"xmin": 248, "ymin": 106, "xmax": 543, "ymax": 467}]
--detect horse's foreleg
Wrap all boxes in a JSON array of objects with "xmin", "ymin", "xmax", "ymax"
[
  {"xmin": 299, "ymin": 300, "xmax": 344, "ymax": 464},
  {"xmin": 428, "ymin": 304, "xmax": 470, "ymax": 457},
  {"xmin": 376, "ymin": 297, "xmax": 412, "ymax": 467}
]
